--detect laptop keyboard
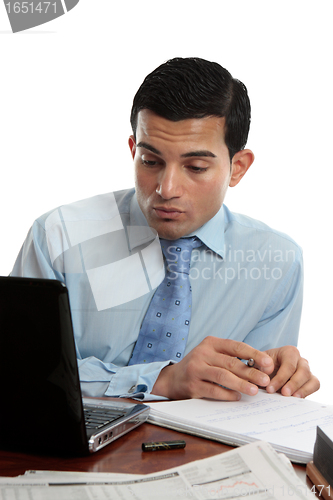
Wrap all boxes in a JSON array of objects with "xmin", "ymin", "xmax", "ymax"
[{"xmin": 83, "ymin": 406, "xmax": 125, "ymax": 430}]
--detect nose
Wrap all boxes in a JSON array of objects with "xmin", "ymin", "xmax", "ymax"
[{"xmin": 156, "ymin": 165, "xmax": 183, "ymax": 200}]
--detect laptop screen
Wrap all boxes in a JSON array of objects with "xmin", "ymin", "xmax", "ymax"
[{"xmin": 0, "ymin": 276, "xmax": 88, "ymax": 454}]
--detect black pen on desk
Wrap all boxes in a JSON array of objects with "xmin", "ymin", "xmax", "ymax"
[{"xmin": 142, "ymin": 440, "xmax": 186, "ymax": 452}]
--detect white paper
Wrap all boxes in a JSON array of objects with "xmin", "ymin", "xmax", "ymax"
[
  {"xmin": 0, "ymin": 441, "xmax": 311, "ymax": 500},
  {"xmin": 148, "ymin": 390, "xmax": 333, "ymax": 462}
]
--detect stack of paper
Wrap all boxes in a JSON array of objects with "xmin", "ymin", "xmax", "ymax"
[
  {"xmin": 148, "ymin": 390, "xmax": 333, "ymax": 463},
  {"xmin": 0, "ymin": 441, "xmax": 313, "ymax": 500}
]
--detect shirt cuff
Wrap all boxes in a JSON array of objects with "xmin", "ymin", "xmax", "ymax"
[
  {"xmin": 104, "ymin": 360, "xmax": 172, "ymax": 400},
  {"xmin": 119, "ymin": 386, "xmax": 169, "ymax": 401}
]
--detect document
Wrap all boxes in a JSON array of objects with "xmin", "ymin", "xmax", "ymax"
[
  {"xmin": 0, "ymin": 441, "xmax": 313, "ymax": 500},
  {"xmin": 147, "ymin": 390, "xmax": 333, "ymax": 463}
]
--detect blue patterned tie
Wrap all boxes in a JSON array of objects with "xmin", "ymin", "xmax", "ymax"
[{"xmin": 128, "ymin": 237, "xmax": 201, "ymax": 365}]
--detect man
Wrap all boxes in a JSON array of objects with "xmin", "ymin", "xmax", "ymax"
[{"xmin": 11, "ymin": 57, "xmax": 319, "ymax": 401}]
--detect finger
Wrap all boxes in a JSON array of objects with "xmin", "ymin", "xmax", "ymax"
[
  {"xmin": 211, "ymin": 337, "xmax": 274, "ymax": 372},
  {"xmin": 278, "ymin": 358, "xmax": 312, "ymax": 396},
  {"xmin": 203, "ymin": 364, "xmax": 266, "ymax": 397},
  {"xmin": 266, "ymin": 346, "xmax": 300, "ymax": 396},
  {"xmin": 208, "ymin": 351, "xmax": 271, "ymax": 389},
  {"xmin": 277, "ymin": 358, "xmax": 320, "ymax": 398},
  {"xmin": 291, "ymin": 375, "xmax": 320, "ymax": 399},
  {"xmin": 196, "ymin": 380, "xmax": 242, "ymax": 401},
  {"xmin": 184, "ymin": 347, "xmax": 270, "ymax": 397}
]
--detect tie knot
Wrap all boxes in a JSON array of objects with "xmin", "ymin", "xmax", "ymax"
[{"xmin": 160, "ymin": 237, "xmax": 201, "ymax": 274}]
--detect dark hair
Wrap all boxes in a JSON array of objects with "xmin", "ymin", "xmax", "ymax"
[{"xmin": 130, "ymin": 57, "xmax": 251, "ymax": 160}]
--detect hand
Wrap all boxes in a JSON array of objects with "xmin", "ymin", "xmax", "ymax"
[
  {"xmin": 262, "ymin": 346, "xmax": 320, "ymax": 398},
  {"xmin": 151, "ymin": 336, "xmax": 274, "ymax": 400}
]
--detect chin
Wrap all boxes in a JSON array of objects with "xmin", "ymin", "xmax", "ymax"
[{"xmin": 156, "ymin": 225, "xmax": 188, "ymax": 241}]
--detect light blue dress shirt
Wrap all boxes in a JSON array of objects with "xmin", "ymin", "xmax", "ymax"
[{"xmin": 11, "ymin": 188, "xmax": 303, "ymax": 400}]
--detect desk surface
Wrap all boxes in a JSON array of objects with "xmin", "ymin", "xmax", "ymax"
[{"xmin": 0, "ymin": 422, "xmax": 308, "ymax": 486}]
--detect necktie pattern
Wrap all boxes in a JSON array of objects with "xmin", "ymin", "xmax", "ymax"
[{"xmin": 128, "ymin": 237, "xmax": 201, "ymax": 365}]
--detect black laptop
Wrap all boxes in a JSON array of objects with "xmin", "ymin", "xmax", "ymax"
[{"xmin": 0, "ymin": 276, "xmax": 149, "ymax": 455}]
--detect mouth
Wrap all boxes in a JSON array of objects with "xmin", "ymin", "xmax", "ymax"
[{"xmin": 153, "ymin": 207, "xmax": 184, "ymax": 220}]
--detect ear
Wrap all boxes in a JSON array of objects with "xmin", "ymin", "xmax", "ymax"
[
  {"xmin": 128, "ymin": 135, "xmax": 136, "ymax": 160},
  {"xmin": 229, "ymin": 149, "xmax": 254, "ymax": 187}
]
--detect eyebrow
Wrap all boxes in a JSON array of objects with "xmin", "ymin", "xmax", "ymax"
[
  {"xmin": 136, "ymin": 142, "xmax": 162, "ymax": 155},
  {"xmin": 181, "ymin": 150, "xmax": 216, "ymax": 158},
  {"xmin": 136, "ymin": 142, "xmax": 216, "ymax": 158}
]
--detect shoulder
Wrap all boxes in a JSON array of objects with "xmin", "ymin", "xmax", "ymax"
[
  {"xmin": 28, "ymin": 189, "xmax": 136, "ymax": 271},
  {"xmin": 35, "ymin": 188, "xmax": 135, "ymax": 230},
  {"xmin": 223, "ymin": 205, "xmax": 302, "ymax": 265},
  {"xmin": 224, "ymin": 205, "xmax": 301, "ymax": 251}
]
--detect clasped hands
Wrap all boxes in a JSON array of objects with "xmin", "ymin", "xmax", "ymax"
[{"xmin": 152, "ymin": 336, "xmax": 320, "ymax": 400}]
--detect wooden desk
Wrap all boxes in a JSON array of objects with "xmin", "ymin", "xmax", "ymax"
[{"xmin": 0, "ymin": 422, "xmax": 308, "ymax": 485}]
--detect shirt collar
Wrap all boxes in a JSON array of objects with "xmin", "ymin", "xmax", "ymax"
[
  {"xmin": 130, "ymin": 191, "xmax": 225, "ymax": 259},
  {"xmin": 187, "ymin": 205, "xmax": 225, "ymax": 259}
]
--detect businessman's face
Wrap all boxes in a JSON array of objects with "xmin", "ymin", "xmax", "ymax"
[{"xmin": 129, "ymin": 110, "xmax": 250, "ymax": 240}]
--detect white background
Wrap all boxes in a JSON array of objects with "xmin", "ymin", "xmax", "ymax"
[{"xmin": 1, "ymin": 1, "xmax": 332, "ymax": 404}]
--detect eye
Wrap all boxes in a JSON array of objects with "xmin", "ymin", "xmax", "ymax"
[
  {"xmin": 141, "ymin": 159, "xmax": 158, "ymax": 166},
  {"xmin": 140, "ymin": 154, "xmax": 161, "ymax": 167},
  {"xmin": 188, "ymin": 166, "xmax": 208, "ymax": 173}
]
